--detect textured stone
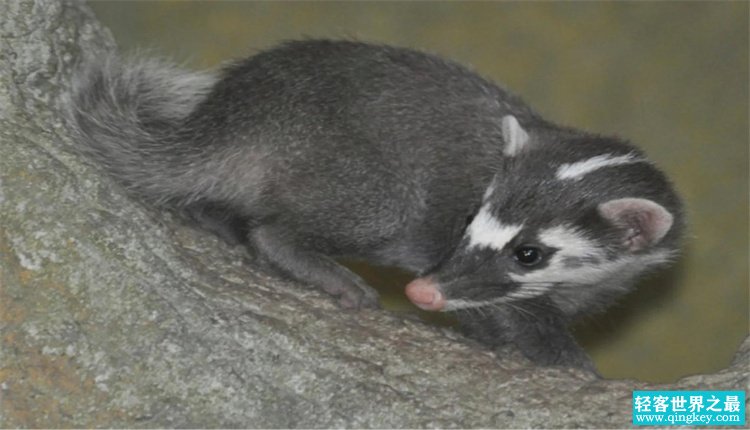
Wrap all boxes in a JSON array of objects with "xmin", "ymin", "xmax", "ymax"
[{"xmin": 0, "ymin": 1, "xmax": 747, "ymax": 427}]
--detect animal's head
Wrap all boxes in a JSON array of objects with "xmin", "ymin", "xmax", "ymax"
[{"xmin": 406, "ymin": 115, "xmax": 684, "ymax": 317}]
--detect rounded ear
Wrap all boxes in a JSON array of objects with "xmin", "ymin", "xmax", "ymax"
[
  {"xmin": 598, "ymin": 198, "xmax": 674, "ymax": 252},
  {"xmin": 501, "ymin": 115, "xmax": 530, "ymax": 157}
]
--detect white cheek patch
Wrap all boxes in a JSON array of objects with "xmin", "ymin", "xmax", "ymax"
[
  {"xmin": 556, "ymin": 152, "xmax": 644, "ymax": 181},
  {"xmin": 467, "ymin": 206, "xmax": 522, "ymax": 251},
  {"xmin": 511, "ymin": 240, "xmax": 674, "ymax": 287},
  {"xmin": 509, "ymin": 225, "xmax": 598, "ymax": 285},
  {"xmin": 512, "ymin": 224, "xmax": 602, "ymax": 286},
  {"xmin": 510, "ymin": 248, "xmax": 675, "ymax": 317}
]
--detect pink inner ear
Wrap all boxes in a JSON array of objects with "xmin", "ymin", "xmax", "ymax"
[{"xmin": 598, "ymin": 198, "xmax": 674, "ymax": 251}]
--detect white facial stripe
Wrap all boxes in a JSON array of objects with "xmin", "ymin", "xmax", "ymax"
[
  {"xmin": 482, "ymin": 181, "xmax": 496, "ymax": 201},
  {"xmin": 538, "ymin": 225, "xmax": 602, "ymax": 260},
  {"xmin": 467, "ymin": 206, "xmax": 523, "ymax": 251},
  {"xmin": 506, "ymin": 286, "xmax": 550, "ymax": 300},
  {"xmin": 556, "ymin": 153, "xmax": 643, "ymax": 181},
  {"xmin": 443, "ymin": 285, "xmax": 552, "ymax": 311},
  {"xmin": 443, "ymin": 297, "xmax": 508, "ymax": 311}
]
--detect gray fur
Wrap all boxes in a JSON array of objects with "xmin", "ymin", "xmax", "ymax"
[
  {"xmin": 68, "ymin": 56, "xmax": 219, "ymax": 204},
  {"xmin": 67, "ymin": 40, "xmax": 684, "ymax": 371}
]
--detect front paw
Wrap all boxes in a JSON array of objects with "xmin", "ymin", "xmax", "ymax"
[{"xmin": 324, "ymin": 281, "xmax": 380, "ymax": 310}]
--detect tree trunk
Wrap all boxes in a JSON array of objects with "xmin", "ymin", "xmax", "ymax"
[{"xmin": 0, "ymin": 1, "xmax": 746, "ymax": 427}]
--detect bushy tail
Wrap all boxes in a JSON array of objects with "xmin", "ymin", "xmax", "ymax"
[{"xmin": 66, "ymin": 55, "xmax": 217, "ymax": 205}]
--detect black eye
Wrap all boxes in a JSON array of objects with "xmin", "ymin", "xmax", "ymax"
[{"xmin": 514, "ymin": 246, "xmax": 544, "ymax": 266}]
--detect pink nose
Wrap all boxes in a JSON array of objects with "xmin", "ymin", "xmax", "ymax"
[{"xmin": 405, "ymin": 277, "xmax": 446, "ymax": 311}]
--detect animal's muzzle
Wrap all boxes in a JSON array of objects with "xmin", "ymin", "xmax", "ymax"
[{"xmin": 405, "ymin": 277, "xmax": 446, "ymax": 311}]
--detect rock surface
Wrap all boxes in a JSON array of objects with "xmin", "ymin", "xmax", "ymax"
[{"xmin": 1, "ymin": 1, "xmax": 747, "ymax": 427}]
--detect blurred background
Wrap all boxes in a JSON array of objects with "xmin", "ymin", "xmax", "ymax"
[{"xmin": 88, "ymin": 1, "xmax": 748, "ymax": 383}]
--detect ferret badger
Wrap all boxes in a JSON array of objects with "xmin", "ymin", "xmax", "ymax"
[{"xmin": 68, "ymin": 39, "xmax": 684, "ymax": 372}]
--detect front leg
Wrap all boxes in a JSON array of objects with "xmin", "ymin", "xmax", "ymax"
[
  {"xmin": 249, "ymin": 225, "xmax": 380, "ymax": 309},
  {"xmin": 184, "ymin": 201, "xmax": 249, "ymax": 246},
  {"xmin": 456, "ymin": 297, "xmax": 598, "ymax": 374}
]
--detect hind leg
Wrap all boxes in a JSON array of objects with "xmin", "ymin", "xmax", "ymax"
[{"xmin": 249, "ymin": 224, "xmax": 380, "ymax": 309}]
